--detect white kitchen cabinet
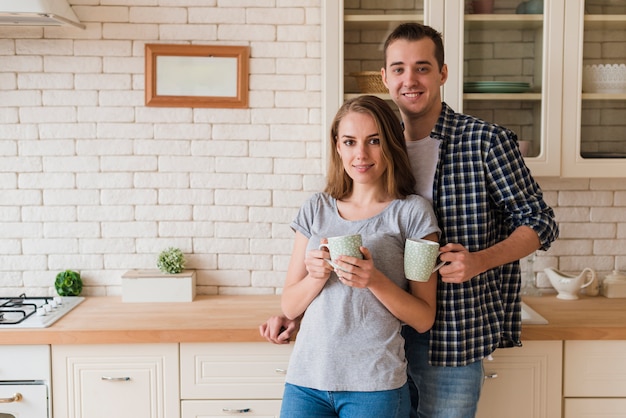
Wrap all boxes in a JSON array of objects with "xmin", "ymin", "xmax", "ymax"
[
  {"xmin": 444, "ymin": 0, "xmax": 566, "ymax": 177},
  {"xmin": 477, "ymin": 340, "xmax": 563, "ymax": 418},
  {"xmin": 180, "ymin": 342, "xmax": 292, "ymax": 417},
  {"xmin": 564, "ymin": 340, "xmax": 626, "ymax": 417},
  {"xmin": 323, "ymin": 0, "xmax": 626, "ymax": 178},
  {"xmin": 51, "ymin": 343, "xmax": 179, "ymax": 418},
  {"xmin": 561, "ymin": 1, "xmax": 626, "ymax": 177}
]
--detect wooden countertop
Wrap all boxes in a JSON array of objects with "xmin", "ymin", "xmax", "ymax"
[
  {"xmin": 521, "ymin": 295, "xmax": 626, "ymax": 340},
  {"xmin": 0, "ymin": 295, "xmax": 283, "ymax": 345},
  {"xmin": 1, "ymin": 294, "xmax": 625, "ymax": 345}
]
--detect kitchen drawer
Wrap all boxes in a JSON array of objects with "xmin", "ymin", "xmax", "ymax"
[
  {"xmin": 180, "ymin": 342, "xmax": 292, "ymax": 399},
  {"xmin": 564, "ymin": 398, "xmax": 626, "ymax": 418},
  {"xmin": 564, "ymin": 340, "xmax": 626, "ymax": 397},
  {"xmin": 182, "ymin": 400, "xmax": 281, "ymax": 417},
  {"xmin": 0, "ymin": 345, "xmax": 50, "ymax": 380}
]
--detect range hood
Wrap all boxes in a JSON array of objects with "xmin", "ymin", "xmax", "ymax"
[{"xmin": 0, "ymin": 0, "xmax": 84, "ymax": 29}]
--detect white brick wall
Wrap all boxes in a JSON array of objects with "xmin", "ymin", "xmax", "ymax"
[
  {"xmin": 0, "ymin": 0, "xmax": 625, "ymax": 298},
  {"xmin": 0, "ymin": 0, "xmax": 321, "ymax": 296}
]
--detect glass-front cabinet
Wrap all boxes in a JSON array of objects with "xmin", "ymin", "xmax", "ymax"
[
  {"xmin": 443, "ymin": 0, "xmax": 565, "ymax": 177},
  {"xmin": 562, "ymin": 0, "xmax": 626, "ymax": 177},
  {"xmin": 323, "ymin": 0, "xmax": 626, "ymax": 178},
  {"xmin": 323, "ymin": 0, "xmax": 441, "ymax": 166}
]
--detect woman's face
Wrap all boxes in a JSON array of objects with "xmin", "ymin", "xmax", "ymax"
[{"xmin": 335, "ymin": 111, "xmax": 386, "ymax": 187}]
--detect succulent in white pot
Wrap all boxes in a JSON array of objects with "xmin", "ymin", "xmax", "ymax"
[{"xmin": 156, "ymin": 247, "xmax": 186, "ymax": 274}]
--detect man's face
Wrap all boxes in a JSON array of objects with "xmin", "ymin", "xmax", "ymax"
[{"xmin": 382, "ymin": 38, "xmax": 447, "ymax": 121}]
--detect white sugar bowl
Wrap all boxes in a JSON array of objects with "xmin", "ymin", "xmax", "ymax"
[{"xmin": 602, "ymin": 270, "xmax": 626, "ymax": 298}]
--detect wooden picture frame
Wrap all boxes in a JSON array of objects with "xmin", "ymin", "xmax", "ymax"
[{"xmin": 145, "ymin": 44, "xmax": 249, "ymax": 108}]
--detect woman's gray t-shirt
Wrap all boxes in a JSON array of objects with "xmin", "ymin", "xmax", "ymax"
[{"xmin": 285, "ymin": 192, "xmax": 440, "ymax": 392}]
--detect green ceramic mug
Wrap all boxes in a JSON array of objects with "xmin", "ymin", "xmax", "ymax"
[
  {"xmin": 319, "ymin": 234, "xmax": 363, "ymax": 263},
  {"xmin": 404, "ymin": 238, "xmax": 445, "ymax": 282}
]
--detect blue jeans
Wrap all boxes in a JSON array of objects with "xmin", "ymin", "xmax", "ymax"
[
  {"xmin": 402, "ymin": 326, "xmax": 484, "ymax": 418},
  {"xmin": 280, "ymin": 382, "xmax": 411, "ymax": 418}
]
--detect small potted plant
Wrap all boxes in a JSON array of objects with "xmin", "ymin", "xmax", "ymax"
[
  {"xmin": 55, "ymin": 270, "xmax": 83, "ymax": 296},
  {"xmin": 157, "ymin": 247, "xmax": 186, "ymax": 274}
]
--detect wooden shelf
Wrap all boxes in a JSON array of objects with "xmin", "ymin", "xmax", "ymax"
[
  {"xmin": 344, "ymin": 13, "xmax": 423, "ymax": 30},
  {"xmin": 584, "ymin": 15, "xmax": 626, "ymax": 30},
  {"xmin": 465, "ymin": 14, "xmax": 543, "ymax": 30},
  {"xmin": 582, "ymin": 93, "xmax": 626, "ymax": 100}
]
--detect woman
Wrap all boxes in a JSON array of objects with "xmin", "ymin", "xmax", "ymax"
[{"xmin": 279, "ymin": 95, "xmax": 440, "ymax": 418}]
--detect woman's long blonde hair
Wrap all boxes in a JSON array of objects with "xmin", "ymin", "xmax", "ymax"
[{"xmin": 325, "ymin": 95, "xmax": 416, "ymax": 200}]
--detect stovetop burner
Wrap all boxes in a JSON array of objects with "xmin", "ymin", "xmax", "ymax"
[{"xmin": 0, "ymin": 294, "xmax": 85, "ymax": 328}]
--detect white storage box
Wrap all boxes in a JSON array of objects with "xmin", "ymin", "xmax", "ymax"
[{"xmin": 122, "ymin": 269, "xmax": 196, "ymax": 302}]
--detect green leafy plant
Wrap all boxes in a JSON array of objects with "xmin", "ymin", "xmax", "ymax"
[
  {"xmin": 157, "ymin": 247, "xmax": 186, "ymax": 274},
  {"xmin": 54, "ymin": 270, "xmax": 83, "ymax": 296}
]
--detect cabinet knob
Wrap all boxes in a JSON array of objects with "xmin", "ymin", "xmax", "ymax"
[
  {"xmin": 101, "ymin": 376, "xmax": 131, "ymax": 381},
  {"xmin": 275, "ymin": 368, "xmax": 287, "ymax": 374},
  {"xmin": 484, "ymin": 372, "xmax": 499, "ymax": 379},
  {"xmin": 222, "ymin": 408, "xmax": 251, "ymax": 413}
]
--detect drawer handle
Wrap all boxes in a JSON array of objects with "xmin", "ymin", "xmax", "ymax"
[
  {"xmin": 0, "ymin": 393, "xmax": 22, "ymax": 403},
  {"xmin": 222, "ymin": 408, "xmax": 251, "ymax": 413},
  {"xmin": 484, "ymin": 372, "xmax": 498, "ymax": 380},
  {"xmin": 101, "ymin": 376, "xmax": 131, "ymax": 381},
  {"xmin": 275, "ymin": 368, "xmax": 287, "ymax": 374}
]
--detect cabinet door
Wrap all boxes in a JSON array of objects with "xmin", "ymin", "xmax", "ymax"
[
  {"xmin": 52, "ymin": 343, "xmax": 179, "ymax": 418},
  {"xmin": 564, "ymin": 340, "xmax": 626, "ymax": 397},
  {"xmin": 182, "ymin": 400, "xmax": 282, "ymax": 418},
  {"xmin": 476, "ymin": 340, "xmax": 562, "ymax": 418},
  {"xmin": 444, "ymin": 0, "xmax": 566, "ymax": 177},
  {"xmin": 561, "ymin": 0, "xmax": 626, "ymax": 177},
  {"xmin": 323, "ymin": 0, "xmax": 439, "ymax": 167}
]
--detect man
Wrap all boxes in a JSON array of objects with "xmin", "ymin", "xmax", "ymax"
[{"xmin": 261, "ymin": 23, "xmax": 559, "ymax": 418}]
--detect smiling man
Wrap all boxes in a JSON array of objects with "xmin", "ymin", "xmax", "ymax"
[{"xmin": 381, "ymin": 23, "xmax": 559, "ymax": 418}]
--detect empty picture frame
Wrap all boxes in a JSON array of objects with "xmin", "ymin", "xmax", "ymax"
[{"xmin": 145, "ymin": 44, "xmax": 249, "ymax": 108}]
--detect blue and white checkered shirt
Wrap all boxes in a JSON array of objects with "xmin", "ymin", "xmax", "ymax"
[{"xmin": 428, "ymin": 103, "xmax": 559, "ymax": 366}]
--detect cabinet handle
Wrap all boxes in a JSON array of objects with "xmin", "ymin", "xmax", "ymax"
[
  {"xmin": 101, "ymin": 376, "xmax": 131, "ymax": 381},
  {"xmin": 0, "ymin": 393, "xmax": 22, "ymax": 403},
  {"xmin": 275, "ymin": 368, "xmax": 287, "ymax": 374},
  {"xmin": 484, "ymin": 372, "xmax": 498, "ymax": 379},
  {"xmin": 221, "ymin": 408, "xmax": 251, "ymax": 413}
]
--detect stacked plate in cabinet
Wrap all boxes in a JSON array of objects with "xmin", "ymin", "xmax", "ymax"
[{"xmin": 463, "ymin": 81, "xmax": 530, "ymax": 93}]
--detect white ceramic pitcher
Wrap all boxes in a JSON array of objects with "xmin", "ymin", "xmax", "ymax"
[{"xmin": 544, "ymin": 267, "xmax": 596, "ymax": 300}]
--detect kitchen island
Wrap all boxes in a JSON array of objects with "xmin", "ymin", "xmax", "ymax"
[{"xmin": 2, "ymin": 294, "xmax": 626, "ymax": 344}]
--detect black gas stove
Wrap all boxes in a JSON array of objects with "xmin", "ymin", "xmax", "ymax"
[{"xmin": 0, "ymin": 294, "xmax": 85, "ymax": 328}]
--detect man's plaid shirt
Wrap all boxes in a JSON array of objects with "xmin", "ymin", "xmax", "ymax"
[{"xmin": 427, "ymin": 103, "xmax": 559, "ymax": 366}]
